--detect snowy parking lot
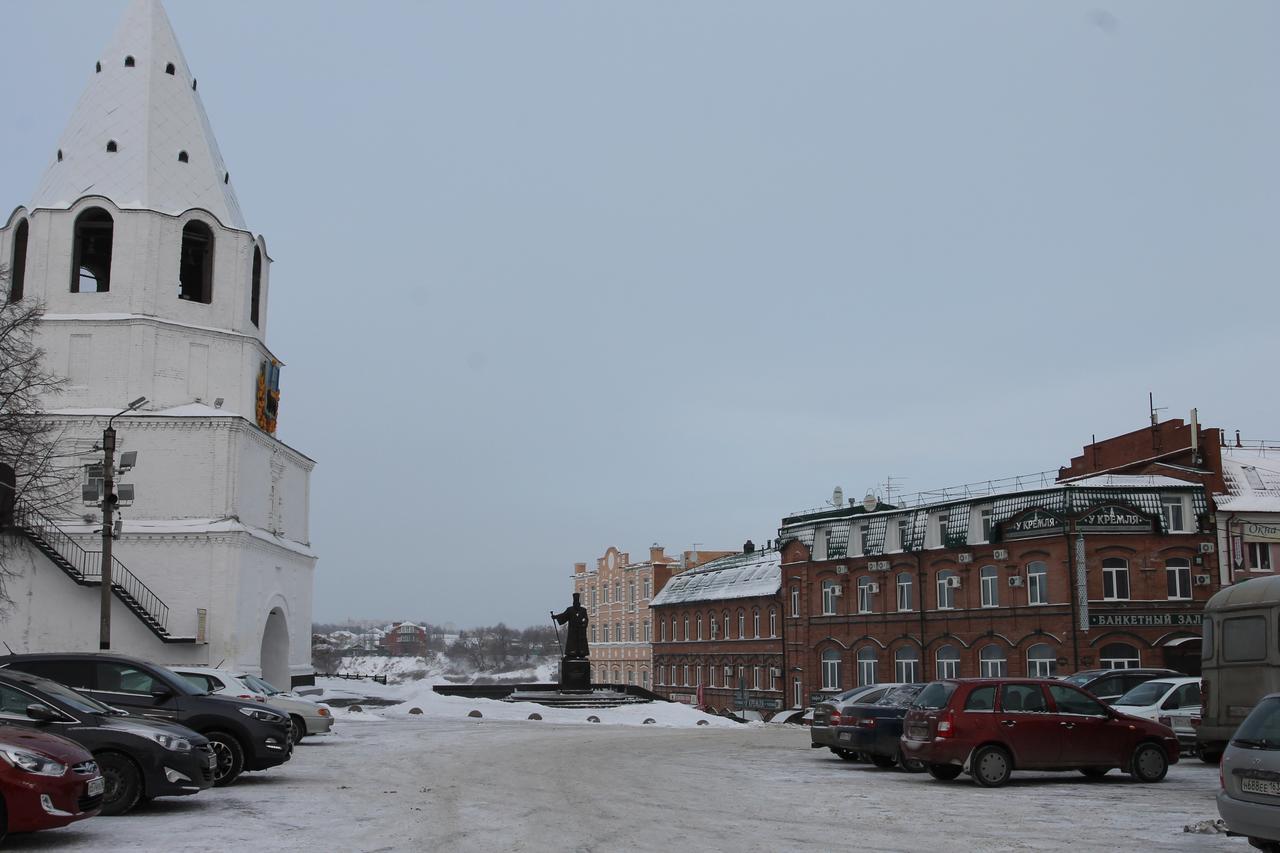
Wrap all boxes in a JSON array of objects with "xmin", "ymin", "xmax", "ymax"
[{"xmin": 5, "ymin": 699, "xmax": 1254, "ymax": 853}]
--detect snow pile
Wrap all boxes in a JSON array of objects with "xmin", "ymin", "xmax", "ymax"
[{"xmin": 313, "ymin": 676, "xmax": 739, "ymax": 728}]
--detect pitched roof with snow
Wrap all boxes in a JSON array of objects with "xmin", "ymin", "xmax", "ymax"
[
  {"xmin": 650, "ymin": 549, "xmax": 781, "ymax": 607},
  {"xmin": 30, "ymin": 0, "xmax": 247, "ymax": 229},
  {"xmin": 1217, "ymin": 448, "xmax": 1280, "ymax": 513}
]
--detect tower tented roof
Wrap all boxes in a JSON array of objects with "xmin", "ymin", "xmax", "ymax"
[{"xmin": 29, "ymin": 0, "xmax": 246, "ymax": 230}]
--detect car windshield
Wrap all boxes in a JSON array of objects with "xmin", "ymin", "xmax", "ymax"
[
  {"xmin": 1233, "ymin": 697, "xmax": 1280, "ymax": 750},
  {"xmin": 240, "ymin": 674, "xmax": 280, "ymax": 695},
  {"xmin": 1062, "ymin": 672, "xmax": 1098, "ymax": 687},
  {"xmin": 22, "ymin": 677, "xmax": 117, "ymax": 716},
  {"xmin": 912, "ymin": 681, "xmax": 956, "ymax": 710},
  {"xmin": 1115, "ymin": 681, "xmax": 1174, "ymax": 706},
  {"xmin": 876, "ymin": 685, "xmax": 923, "ymax": 707}
]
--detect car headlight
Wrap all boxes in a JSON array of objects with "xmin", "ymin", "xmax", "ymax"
[
  {"xmin": 239, "ymin": 706, "xmax": 285, "ymax": 723},
  {"xmin": 318, "ymin": 707, "xmax": 331, "ymax": 717},
  {"xmin": 151, "ymin": 733, "xmax": 193, "ymax": 752},
  {"xmin": 0, "ymin": 748, "xmax": 67, "ymax": 777}
]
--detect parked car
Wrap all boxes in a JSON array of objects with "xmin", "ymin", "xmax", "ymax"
[
  {"xmin": 0, "ymin": 653, "xmax": 291, "ymax": 787},
  {"xmin": 172, "ymin": 667, "xmax": 333, "ymax": 744},
  {"xmin": 1158, "ymin": 707, "xmax": 1201, "ymax": 755},
  {"xmin": 1217, "ymin": 692, "xmax": 1280, "ymax": 851},
  {"xmin": 0, "ymin": 669, "xmax": 215, "ymax": 814},
  {"xmin": 832, "ymin": 684, "xmax": 926, "ymax": 770},
  {"xmin": 1111, "ymin": 677, "xmax": 1202, "ymax": 723},
  {"xmin": 900, "ymin": 678, "xmax": 1180, "ymax": 787},
  {"xmin": 1060, "ymin": 668, "xmax": 1183, "ymax": 703},
  {"xmin": 0, "ymin": 725, "xmax": 102, "ymax": 842},
  {"xmin": 811, "ymin": 684, "xmax": 902, "ymax": 758},
  {"xmin": 1199, "ymin": 576, "xmax": 1280, "ymax": 764}
]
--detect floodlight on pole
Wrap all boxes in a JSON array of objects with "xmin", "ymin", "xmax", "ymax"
[{"xmin": 99, "ymin": 396, "xmax": 146, "ymax": 650}]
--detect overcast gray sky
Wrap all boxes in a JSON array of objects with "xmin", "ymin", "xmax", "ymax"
[{"xmin": 2, "ymin": 1, "xmax": 1277, "ymax": 628}]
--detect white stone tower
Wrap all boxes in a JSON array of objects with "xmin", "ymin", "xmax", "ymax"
[{"xmin": 0, "ymin": 0, "xmax": 316, "ymax": 685}]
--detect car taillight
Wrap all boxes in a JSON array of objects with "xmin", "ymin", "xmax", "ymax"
[
  {"xmin": 829, "ymin": 710, "xmax": 842, "ymax": 726},
  {"xmin": 857, "ymin": 717, "xmax": 877, "ymax": 729},
  {"xmin": 1191, "ymin": 716, "xmax": 1201, "ymax": 728},
  {"xmin": 936, "ymin": 709, "xmax": 956, "ymax": 738}
]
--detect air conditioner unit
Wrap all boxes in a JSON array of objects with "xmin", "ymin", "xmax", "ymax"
[
  {"xmin": 831, "ymin": 586, "xmax": 843, "ymax": 596},
  {"xmin": 945, "ymin": 576, "xmax": 962, "ymax": 589},
  {"xmin": 993, "ymin": 549, "xmax": 1009, "ymax": 561},
  {"xmin": 1008, "ymin": 576, "xmax": 1024, "ymax": 588},
  {"xmin": 770, "ymin": 668, "xmax": 782, "ymax": 677},
  {"xmin": 957, "ymin": 553, "xmax": 974, "ymax": 564},
  {"xmin": 877, "ymin": 560, "xmax": 891, "ymax": 571},
  {"xmin": 1199, "ymin": 542, "xmax": 1215, "ymax": 554},
  {"xmin": 1194, "ymin": 574, "xmax": 1211, "ymax": 586},
  {"xmin": 835, "ymin": 566, "xmax": 849, "ymax": 575},
  {"xmin": 866, "ymin": 583, "xmax": 880, "ymax": 594}
]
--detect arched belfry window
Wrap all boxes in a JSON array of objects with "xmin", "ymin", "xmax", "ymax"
[
  {"xmin": 71, "ymin": 208, "xmax": 113, "ymax": 293},
  {"xmin": 9, "ymin": 219, "xmax": 29, "ymax": 302},
  {"xmin": 250, "ymin": 246, "xmax": 262, "ymax": 327},
  {"xmin": 95, "ymin": 62, "xmax": 102, "ymax": 73},
  {"xmin": 179, "ymin": 221, "xmax": 214, "ymax": 304}
]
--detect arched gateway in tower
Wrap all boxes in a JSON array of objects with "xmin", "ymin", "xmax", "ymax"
[{"xmin": 0, "ymin": 0, "xmax": 317, "ymax": 685}]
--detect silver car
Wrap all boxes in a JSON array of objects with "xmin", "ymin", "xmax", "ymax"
[{"xmin": 1217, "ymin": 692, "xmax": 1280, "ymax": 851}]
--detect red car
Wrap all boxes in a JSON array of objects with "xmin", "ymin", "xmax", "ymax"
[
  {"xmin": 900, "ymin": 678, "xmax": 1180, "ymax": 787},
  {"xmin": 0, "ymin": 725, "xmax": 103, "ymax": 841}
]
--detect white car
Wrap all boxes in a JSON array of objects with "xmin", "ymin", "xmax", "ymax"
[
  {"xmin": 172, "ymin": 667, "xmax": 334, "ymax": 744},
  {"xmin": 1111, "ymin": 676, "xmax": 1202, "ymax": 724}
]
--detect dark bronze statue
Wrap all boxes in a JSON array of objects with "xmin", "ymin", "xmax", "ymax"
[{"xmin": 551, "ymin": 592, "xmax": 589, "ymax": 660}]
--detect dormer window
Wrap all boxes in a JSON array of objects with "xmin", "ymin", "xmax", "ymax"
[
  {"xmin": 165, "ymin": 63, "xmax": 176, "ymax": 75},
  {"xmin": 178, "ymin": 221, "xmax": 214, "ymax": 304},
  {"xmin": 178, "ymin": 151, "xmax": 189, "ymax": 163},
  {"xmin": 56, "ymin": 150, "xmax": 63, "ymax": 162},
  {"xmin": 124, "ymin": 56, "xmax": 135, "ymax": 67},
  {"xmin": 106, "ymin": 140, "xmax": 118, "ymax": 153},
  {"xmin": 95, "ymin": 62, "xmax": 101, "ymax": 73}
]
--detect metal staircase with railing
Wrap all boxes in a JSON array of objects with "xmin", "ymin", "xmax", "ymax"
[{"xmin": 9, "ymin": 500, "xmax": 197, "ymax": 644}]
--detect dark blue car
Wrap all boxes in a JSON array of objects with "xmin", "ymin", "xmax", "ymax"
[{"xmin": 831, "ymin": 684, "xmax": 925, "ymax": 770}]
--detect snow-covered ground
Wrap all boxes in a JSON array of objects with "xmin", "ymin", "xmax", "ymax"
[{"xmin": 11, "ymin": 711, "xmax": 1250, "ymax": 852}]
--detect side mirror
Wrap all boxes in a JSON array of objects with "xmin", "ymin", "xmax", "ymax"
[{"xmin": 25, "ymin": 703, "xmax": 60, "ymax": 723}]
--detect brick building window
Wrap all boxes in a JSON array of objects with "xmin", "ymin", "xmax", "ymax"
[
  {"xmin": 670, "ymin": 664, "xmax": 676, "ymax": 685},
  {"xmin": 821, "ymin": 580, "xmax": 840, "ymax": 615},
  {"xmin": 671, "ymin": 617, "xmax": 677, "ymax": 640},
  {"xmin": 894, "ymin": 647, "xmax": 919, "ymax": 682},
  {"xmin": 614, "ymin": 581, "xmax": 622, "ymax": 601},
  {"xmin": 1026, "ymin": 643, "xmax": 1057, "ymax": 677},
  {"xmin": 1102, "ymin": 558, "xmax": 1130, "ymax": 600},
  {"xmin": 644, "ymin": 577, "xmax": 651, "ymax": 598},
  {"xmin": 980, "ymin": 565, "xmax": 999, "ymax": 608},
  {"xmin": 738, "ymin": 610, "xmax": 746, "ymax": 638},
  {"xmin": 857, "ymin": 576, "xmax": 874, "ymax": 614},
  {"xmin": 897, "ymin": 518, "xmax": 910, "ymax": 551},
  {"xmin": 592, "ymin": 625, "xmax": 598, "ymax": 643},
  {"xmin": 710, "ymin": 667, "xmax": 718, "ymax": 687},
  {"xmin": 1161, "ymin": 496, "xmax": 1186, "ymax": 532},
  {"xmin": 591, "ymin": 586, "xmax": 597, "ymax": 607},
  {"xmin": 683, "ymin": 616, "xmax": 689, "ymax": 640},
  {"xmin": 937, "ymin": 514, "xmax": 949, "ymax": 547},
  {"xmin": 857, "ymin": 647, "xmax": 877, "ymax": 686},
  {"xmin": 644, "ymin": 621, "xmax": 651, "ymax": 642},
  {"xmin": 1100, "ymin": 642, "xmax": 1141, "ymax": 669},
  {"xmin": 660, "ymin": 620, "xmax": 666, "ymax": 642},
  {"xmin": 936, "ymin": 571, "xmax": 957, "ymax": 610},
  {"xmin": 1248, "ymin": 543, "xmax": 1272, "ymax": 572},
  {"xmin": 1027, "ymin": 561, "xmax": 1048, "ymax": 605},
  {"xmin": 696, "ymin": 614, "xmax": 703, "ymax": 641},
  {"xmin": 980, "ymin": 508, "xmax": 993, "ymax": 542},
  {"xmin": 615, "ymin": 622, "xmax": 622, "ymax": 642},
  {"xmin": 710, "ymin": 617, "xmax": 718, "ymax": 640},
  {"xmin": 629, "ymin": 582, "xmax": 636, "ymax": 605},
  {"xmin": 753, "ymin": 666, "xmax": 762, "ymax": 690},
  {"xmin": 821, "ymin": 649, "xmax": 842, "ymax": 690},
  {"xmin": 769, "ymin": 608, "xmax": 777, "ymax": 637},
  {"xmin": 697, "ymin": 665, "xmax": 703, "ymax": 686},
  {"xmin": 753, "ymin": 609, "xmax": 761, "ymax": 638},
  {"xmin": 979, "ymin": 644, "xmax": 1007, "ymax": 677},
  {"xmin": 603, "ymin": 625, "xmax": 610, "ymax": 642},
  {"xmin": 629, "ymin": 622, "xmax": 636, "ymax": 642},
  {"xmin": 642, "ymin": 669, "xmax": 649, "ymax": 688},
  {"xmin": 791, "ymin": 586, "xmax": 800, "ymax": 617},
  {"xmin": 896, "ymin": 573, "xmax": 912, "ymax": 611},
  {"xmin": 793, "ymin": 678, "xmax": 803, "ymax": 709},
  {"xmin": 936, "ymin": 644, "xmax": 960, "ymax": 678},
  {"xmin": 1166, "ymin": 558, "xmax": 1192, "ymax": 600}
]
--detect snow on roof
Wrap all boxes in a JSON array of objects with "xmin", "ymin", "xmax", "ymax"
[
  {"xmin": 30, "ymin": 0, "xmax": 247, "ymax": 229},
  {"xmin": 53, "ymin": 515, "xmax": 313, "ymax": 557},
  {"xmin": 1217, "ymin": 447, "xmax": 1280, "ymax": 513},
  {"xmin": 1064, "ymin": 474, "xmax": 1201, "ymax": 489},
  {"xmin": 651, "ymin": 549, "xmax": 780, "ymax": 607}
]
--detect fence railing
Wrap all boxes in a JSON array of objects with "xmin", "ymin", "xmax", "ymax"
[{"xmin": 319, "ymin": 672, "xmax": 389, "ymax": 684}]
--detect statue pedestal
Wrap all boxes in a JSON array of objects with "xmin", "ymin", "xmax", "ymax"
[{"xmin": 560, "ymin": 659, "xmax": 591, "ymax": 692}]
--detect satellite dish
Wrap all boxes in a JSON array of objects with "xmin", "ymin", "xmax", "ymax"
[
  {"xmin": 863, "ymin": 493, "xmax": 878, "ymax": 512},
  {"xmin": 831, "ymin": 487, "xmax": 844, "ymax": 508}
]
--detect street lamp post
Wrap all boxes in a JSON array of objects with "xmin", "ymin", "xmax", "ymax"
[{"xmin": 99, "ymin": 396, "xmax": 146, "ymax": 650}]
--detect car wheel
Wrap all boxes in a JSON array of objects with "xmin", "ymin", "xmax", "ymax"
[
  {"xmin": 1199, "ymin": 748, "xmax": 1223, "ymax": 765},
  {"xmin": 1080, "ymin": 767, "xmax": 1109, "ymax": 779},
  {"xmin": 898, "ymin": 750, "xmax": 926, "ymax": 773},
  {"xmin": 928, "ymin": 764, "xmax": 963, "ymax": 781},
  {"xmin": 289, "ymin": 715, "xmax": 306, "ymax": 745},
  {"xmin": 1130, "ymin": 742, "xmax": 1169, "ymax": 783},
  {"xmin": 0, "ymin": 793, "xmax": 8, "ymax": 844},
  {"xmin": 97, "ymin": 751, "xmax": 142, "ymax": 816},
  {"xmin": 869, "ymin": 752, "xmax": 898, "ymax": 768},
  {"xmin": 206, "ymin": 730, "xmax": 246, "ymax": 787},
  {"xmin": 972, "ymin": 745, "xmax": 1013, "ymax": 788}
]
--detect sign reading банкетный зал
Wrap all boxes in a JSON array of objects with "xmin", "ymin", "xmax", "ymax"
[{"xmin": 1088, "ymin": 613, "xmax": 1203, "ymax": 627}]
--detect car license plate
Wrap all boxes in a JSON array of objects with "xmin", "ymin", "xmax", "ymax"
[
  {"xmin": 839, "ymin": 732, "xmax": 851, "ymax": 742},
  {"xmin": 88, "ymin": 776, "xmax": 105, "ymax": 797},
  {"xmin": 1243, "ymin": 777, "xmax": 1280, "ymax": 797}
]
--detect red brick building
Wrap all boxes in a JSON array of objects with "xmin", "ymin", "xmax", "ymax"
[
  {"xmin": 382, "ymin": 622, "xmax": 428, "ymax": 656},
  {"xmin": 779, "ymin": 458, "xmax": 1219, "ymax": 709},
  {"xmin": 650, "ymin": 544, "xmax": 786, "ymax": 715}
]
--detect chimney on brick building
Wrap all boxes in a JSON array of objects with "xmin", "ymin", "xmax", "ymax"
[
  {"xmin": 650, "ymin": 543, "xmax": 665, "ymax": 563},
  {"xmin": 574, "ymin": 562, "xmax": 587, "ymax": 575},
  {"xmin": 743, "ymin": 540, "xmax": 755, "ymax": 554}
]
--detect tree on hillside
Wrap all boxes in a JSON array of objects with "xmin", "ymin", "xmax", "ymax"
[{"xmin": 0, "ymin": 266, "xmax": 71, "ymax": 605}]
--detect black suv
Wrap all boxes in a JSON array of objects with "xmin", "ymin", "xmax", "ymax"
[
  {"xmin": 0, "ymin": 668, "xmax": 215, "ymax": 814},
  {"xmin": 1060, "ymin": 668, "xmax": 1183, "ymax": 703},
  {"xmin": 0, "ymin": 653, "xmax": 292, "ymax": 786}
]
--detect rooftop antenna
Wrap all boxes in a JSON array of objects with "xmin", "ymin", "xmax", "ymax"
[
  {"xmin": 883, "ymin": 475, "xmax": 903, "ymax": 505},
  {"xmin": 1149, "ymin": 391, "xmax": 1167, "ymax": 427}
]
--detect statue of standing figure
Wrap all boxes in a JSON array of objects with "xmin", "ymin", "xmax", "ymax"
[{"xmin": 551, "ymin": 592, "xmax": 590, "ymax": 660}]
